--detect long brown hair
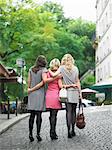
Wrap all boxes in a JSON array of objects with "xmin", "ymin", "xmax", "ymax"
[{"xmin": 32, "ymin": 55, "xmax": 47, "ymax": 73}]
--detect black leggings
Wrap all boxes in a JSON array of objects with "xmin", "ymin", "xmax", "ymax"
[
  {"xmin": 29, "ymin": 111, "xmax": 42, "ymax": 135},
  {"xmin": 49, "ymin": 109, "xmax": 58, "ymax": 134},
  {"xmin": 50, "ymin": 109, "xmax": 58, "ymax": 121},
  {"xmin": 65, "ymin": 103, "xmax": 77, "ymax": 128}
]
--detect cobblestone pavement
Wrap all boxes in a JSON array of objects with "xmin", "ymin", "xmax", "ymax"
[{"xmin": 0, "ymin": 105, "xmax": 112, "ymax": 150}]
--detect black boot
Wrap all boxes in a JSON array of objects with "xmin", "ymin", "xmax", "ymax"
[
  {"xmin": 29, "ymin": 113, "xmax": 35, "ymax": 142},
  {"xmin": 29, "ymin": 127, "xmax": 34, "ymax": 142},
  {"xmin": 49, "ymin": 117, "xmax": 58, "ymax": 140},
  {"xmin": 54, "ymin": 117, "xmax": 58, "ymax": 139},
  {"xmin": 36, "ymin": 134, "xmax": 42, "ymax": 142},
  {"xmin": 71, "ymin": 124, "xmax": 76, "ymax": 137},
  {"xmin": 29, "ymin": 133, "xmax": 34, "ymax": 142},
  {"xmin": 68, "ymin": 126, "xmax": 72, "ymax": 138},
  {"xmin": 36, "ymin": 113, "xmax": 42, "ymax": 142}
]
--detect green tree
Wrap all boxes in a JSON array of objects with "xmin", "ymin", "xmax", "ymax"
[{"xmin": 0, "ymin": 1, "xmax": 96, "ymax": 99}]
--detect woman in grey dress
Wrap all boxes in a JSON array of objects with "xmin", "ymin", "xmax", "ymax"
[
  {"xmin": 28, "ymin": 55, "xmax": 47, "ymax": 142},
  {"xmin": 28, "ymin": 59, "xmax": 62, "ymax": 140},
  {"xmin": 49, "ymin": 54, "xmax": 82, "ymax": 138}
]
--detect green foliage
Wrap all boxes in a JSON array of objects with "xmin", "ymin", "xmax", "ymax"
[
  {"xmin": 81, "ymin": 74, "xmax": 95, "ymax": 89},
  {"xmin": 66, "ymin": 19, "xmax": 95, "ymax": 75},
  {"xmin": 4, "ymin": 83, "xmax": 21, "ymax": 100},
  {"xmin": 0, "ymin": 1, "xmax": 96, "ymax": 100}
]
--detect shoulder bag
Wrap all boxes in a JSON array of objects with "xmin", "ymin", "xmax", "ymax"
[
  {"xmin": 59, "ymin": 88, "xmax": 67, "ymax": 103},
  {"xmin": 76, "ymin": 102, "xmax": 86, "ymax": 129}
]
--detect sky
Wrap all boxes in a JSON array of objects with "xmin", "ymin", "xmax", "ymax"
[{"xmin": 39, "ymin": 0, "xmax": 96, "ymax": 22}]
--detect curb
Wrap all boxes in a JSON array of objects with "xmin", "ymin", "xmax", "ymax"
[{"xmin": 0, "ymin": 113, "xmax": 30, "ymax": 135}]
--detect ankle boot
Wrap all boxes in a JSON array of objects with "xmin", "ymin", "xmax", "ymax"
[
  {"xmin": 29, "ymin": 113, "xmax": 35, "ymax": 142},
  {"xmin": 29, "ymin": 125, "xmax": 34, "ymax": 142},
  {"xmin": 68, "ymin": 126, "xmax": 72, "ymax": 138},
  {"xmin": 36, "ymin": 134, "xmax": 42, "ymax": 142},
  {"xmin": 29, "ymin": 130, "xmax": 34, "ymax": 142},
  {"xmin": 36, "ymin": 117, "xmax": 42, "ymax": 141},
  {"xmin": 49, "ymin": 117, "xmax": 58, "ymax": 140},
  {"xmin": 71, "ymin": 124, "xmax": 76, "ymax": 137},
  {"xmin": 29, "ymin": 134, "xmax": 34, "ymax": 142},
  {"xmin": 54, "ymin": 117, "xmax": 58, "ymax": 139}
]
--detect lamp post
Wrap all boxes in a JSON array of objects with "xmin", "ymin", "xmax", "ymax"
[{"xmin": 16, "ymin": 58, "xmax": 25, "ymax": 113}]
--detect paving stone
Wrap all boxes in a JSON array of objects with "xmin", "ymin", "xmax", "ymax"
[{"xmin": 0, "ymin": 106, "xmax": 112, "ymax": 150}]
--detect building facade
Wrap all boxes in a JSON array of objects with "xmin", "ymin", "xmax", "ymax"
[{"xmin": 94, "ymin": 0, "xmax": 112, "ymax": 100}]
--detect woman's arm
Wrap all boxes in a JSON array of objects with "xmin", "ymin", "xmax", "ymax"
[
  {"xmin": 28, "ymin": 72, "xmax": 31, "ymax": 88},
  {"xmin": 28, "ymin": 81, "xmax": 44, "ymax": 94},
  {"xmin": 48, "ymin": 69, "xmax": 60, "ymax": 77},
  {"xmin": 58, "ymin": 78, "xmax": 76, "ymax": 89},
  {"xmin": 28, "ymin": 71, "xmax": 44, "ymax": 94},
  {"xmin": 58, "ymin": 80, "xmax": 77, "ymax": 89},
  {"xmin": 28, "ymin": 72, "xmax": 61, "ymax": 94},
  {"xmin": 42, "ymin": 72, "xmax": 61, "ymax": 83},
  {"xmin": 58, "ymin": 78, "xmax": 63, "ymax": 89},
  {"xmin": 76, "ymin": 78, "xmax": 81, "ymax": 91},
  {"xmin": 76, "ymin": 78, "xmax": 82, "ymax": 99}
]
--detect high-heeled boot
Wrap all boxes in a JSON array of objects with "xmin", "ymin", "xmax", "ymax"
[
  {"xmin": 67, "ymin": 126, "xmax": 72, "ymax": 138},
  {"xmin": 29, "ymin": 131, "xmax": 34, "ymax": 142},
  {"xmin": 49, "ymin": 117, "xmax": 58, "ymax": 140},
  {"xmin": 36, "ymin": 116, "xmax": 42, "ymax": 142},
  {"xmin": 71, "ymin": 124, "xmax": 76, "ymax": 137},
  {"xmin": 29, "ymin": 116, "xmax": 34, "ymax": 142},
  {"xmin": 54, "ymin": 117, "xmax": 58, "ymax": 139}
]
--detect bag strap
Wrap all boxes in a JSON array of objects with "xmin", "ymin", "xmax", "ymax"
[{"xmin": 78, "ymin": 101, "xmax": 84, "ymax": 114}]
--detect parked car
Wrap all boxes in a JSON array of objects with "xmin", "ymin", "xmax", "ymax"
[{"xmin": 82, "ymin": 99, "xmax": 96, "ymax": 107}]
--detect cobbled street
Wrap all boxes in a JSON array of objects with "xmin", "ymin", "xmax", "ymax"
[{"xmin": 0, "ymin": 105, "xmax": 112, "ymax": 150}]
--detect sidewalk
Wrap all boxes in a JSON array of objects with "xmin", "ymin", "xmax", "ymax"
[{"xmin": 0, "ymin": 113, "xmax": 29, "ymax": 135}]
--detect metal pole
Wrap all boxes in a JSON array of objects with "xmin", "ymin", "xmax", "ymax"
[
  {"xmin": 15, "ymin": 97, "xmax": 18, "ymax": 116},
  {"xmin": 7, "ymin": 97, "xmax": 10, "ymax": 119},
  {"xmin": 0, "ymin": 83, "xmax": 2, "ymax": 114},
  {"xmin": 21, "ymin": 67, "xmax": 23, "ymax": 113}
]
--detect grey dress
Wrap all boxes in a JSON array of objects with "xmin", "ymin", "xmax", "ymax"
[
  {"xmin": 59, "ymin": 65, "xmax": 79, "ymax": 104},
  {"xmin": 28, "ymin": 67, "xmax": 47, "ymax": 111}
]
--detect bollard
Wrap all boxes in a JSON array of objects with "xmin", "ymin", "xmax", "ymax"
[
  {"xmin": 7, "ymin": 98, "xmax": 10, "ymax": 119},
  {"xmin": 16, "ymin": 98, "xmax": 18, "ymax": 116}
]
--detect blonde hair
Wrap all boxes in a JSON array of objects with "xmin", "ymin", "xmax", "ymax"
[
  {"xmin": 49, "ymin": 58, "xmax": 60, "ymax": 70},
  {"xmin": 61, "ymin": 54, "xmax": 75, "ymax": 70}
]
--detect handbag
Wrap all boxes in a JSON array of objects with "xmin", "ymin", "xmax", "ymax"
[
  {"xmin": 59, "ymin": 88, "xmax": 67, "ymax": 103},
  {"xmin": 76, "ymin": 102, "xmax": 86, "ymax": 129}
]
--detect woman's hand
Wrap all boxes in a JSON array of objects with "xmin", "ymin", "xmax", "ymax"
[
  {"xmin": 57, "ymin": 73, "xmax": 62, "ymax": 79},
  {"xmin": 63, "ymin": 85, "xmax": 67, "ymax": 88},
  {"xmin": 28, "ymin": 88, "xmax": 33, "ymax": 94},
  {"xmin": 79, "ymin": 92, "xmax": 83, "ymax": 100},
  {"xmin": 71, "ymin": 84, "xmax": 78, "ymax": 88},
  {"xmin": 48, "ymin": 69, "xmax": 53, "ymax": 77}
]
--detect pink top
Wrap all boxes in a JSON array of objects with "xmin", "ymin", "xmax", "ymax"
[{"xmin": 46, "ymin": 72, "xmax": 62, "ymax": 109}]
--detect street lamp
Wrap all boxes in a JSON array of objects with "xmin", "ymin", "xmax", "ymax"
[
  {"xmin": 16, "ymin": 58, "xmax": 25, "ymax": 85},
  {"xmin": 16, "ymin": 58, "xmax": 25, "ymax": 113},
  {"xmin": 16, "ymin": 58, "xmax": 25, "ymax": 68}
]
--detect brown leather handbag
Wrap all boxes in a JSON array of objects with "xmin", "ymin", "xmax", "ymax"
[{"xmin": 76, "ymin": 103, "xmax": 86, "ymax": 129}]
